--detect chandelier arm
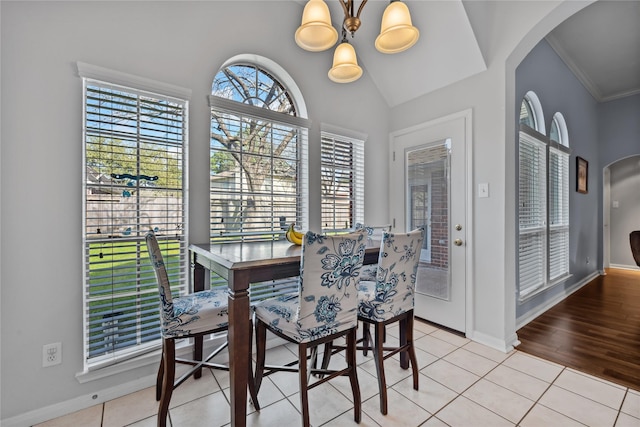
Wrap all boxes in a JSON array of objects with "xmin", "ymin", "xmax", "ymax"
[
  {"xmin": 338, "ymin": 0, "xmax": 351, "ymax": 20},
  {"xmin": 355, "ymin": 0, "xmax": 368, "ymax": 19}
]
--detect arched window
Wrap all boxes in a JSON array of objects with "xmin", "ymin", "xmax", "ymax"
[
  {"xmin": 547, "ymin": 112, "xmax": 570, "ymax": 282},
  {"xmin": 518, "ymin": 95, "xmax": 570, "ymax": 301},
  {"xmin": 519, "ymin": 91, "xmax": 545, "ymax": 134},
  {"xmin": 550, "ymin": 112, "xmax": 569, "ymax": 146},
  {"xmin": 209, "ymin": 56, "xmax": 309, "ymax": 242}
]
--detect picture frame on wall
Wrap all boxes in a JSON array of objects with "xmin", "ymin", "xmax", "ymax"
[{"xmin": 577, "ymin": 156, "xmax": 588, "ymax": 194}]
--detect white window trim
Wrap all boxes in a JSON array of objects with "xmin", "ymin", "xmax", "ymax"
[
  {"xmin": 550, "ymin": 112, "xmax": 569, "ymax": 147},
  {"xmin": 320, "ymin": 125, "xmax": 366, "ymax": 232},
  {"xmin": 524, "ymin": 90, "xmax": 546, "ymax": 134},
  {"xmin": 518, "ymin": 124, "xmax": 571, "ymax": 302},
  {"xmin": 78, "ymin": 63, "xmax": 191, "ymax": 373},
  {"xmin": 209, "ymin": 61, "xmax": 310, "ymax": 236},
  {"xmin": 77, "ymin": 62, "xmax": 192, "ymax": 101}
]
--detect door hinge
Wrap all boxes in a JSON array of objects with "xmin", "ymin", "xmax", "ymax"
[{"xmin": 393, "ymin": 151, "xmax": 396, "ymax": 161}]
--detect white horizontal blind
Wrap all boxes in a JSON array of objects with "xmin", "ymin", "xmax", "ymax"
[
  {"xmin": 548, "ymin": 144, "xmax": 570, "ymax": 280},
  {"xmin": 210, "ymin": 108, "xmax": 305, "ymax": 242},
  {"xmin": 321, "ymin": 132, "xmax": 365, "ymax": 232},
  {"xmin": 82, "ymin": 79, "xmax": 188, "ymax": 367},
  {"xmin": 518, "ymin": 130, "xmax": 547, "ymax": 298}
]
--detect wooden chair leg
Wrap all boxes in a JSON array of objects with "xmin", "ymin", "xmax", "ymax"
[
  {"xmin": 346, "ymin": 329, "xmax": 362, "ymax": 423},
  {"xmin": 298, "ymin": 343, "xmax": 311, "ymax": 427},
  {"xmin": 399, "ymin": 316, "xmax": 409, "ymax": 369},
  {"xmin": 193, "ymin": 335, "xmax": 203, "ymax": 379},
  {"xmin": 373, "ymin": 322, "xmax": 388, "ymax": 415},
  {"xmin": 362, "ymin": 322, "xmax": 371, "ymax": 356},
  {"xmin": 248, "ymin": 319, "xmax": 260, "ymax": 411},
  {"xmin": 320, "ymin": 341, "xmax": 333, "ymax": 371},
  {"xmin": 157, "ymin": 339, "xmax": 175, "ymax": 427},
  {"xmin": 254, "ymin": 319, "xmax": 267, "ymax": 393},
  {"xmin": 156, "ymin": 341, "xmax": 165, "ymax": 401},
  {"xmin": 406, "ymin": 315, "xmax": 419, "ymax": 390}
]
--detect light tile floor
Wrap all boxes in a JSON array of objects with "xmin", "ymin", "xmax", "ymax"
[{"xmin": 35, "ymin": 321, "xmax": 640, "ymax": 427}]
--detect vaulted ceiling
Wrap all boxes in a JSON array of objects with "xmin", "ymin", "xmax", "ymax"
[{"xmin": 315, "ymin": 0, "xmax": 639, "ymax": 107}]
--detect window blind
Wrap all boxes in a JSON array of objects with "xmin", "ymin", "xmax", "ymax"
[
  {"xmin": 548, "ymin": 144, "xmax": 570, "ymax": 280},
  {"xmin": 82, "ymin": 79, "xmax": 188, "ymax": 368},
  {"xmin": 320, "ymin": 132, "xmax": 365, "ymax": 232},
  {"xmin": 209, "ymin": 108, "xmax": 307, "ymax": 241},
  {"xmin": 518, "ymin": 130, "xmax": 547, "ymax": 298}
]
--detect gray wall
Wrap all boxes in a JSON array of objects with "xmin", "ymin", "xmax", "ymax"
[
  {"xmin": 608, "ymin": 155, "xmax": 640, "ymax": 267},
  {"xmin": 599, "ymin": 94, "xmax": 640, "ymax": 167},
  {"xmin": 0, "ymin": 0, "xmax": 597, "ymax": 423},
  {"xmin": 514, "ymin": 39, "xmax": 640, "ymax": 319},
  {"xmin": 0, "ymin": 1, "xmax": 390, "ymax": 421},
  {"xmin": 600, "ymin": 95, "xmax": 640, "ymax": 268}
]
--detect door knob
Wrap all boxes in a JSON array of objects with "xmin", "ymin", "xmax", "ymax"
[{"xmin": 454, "ymin": 238, "xmax": 463, "ymax": 246}]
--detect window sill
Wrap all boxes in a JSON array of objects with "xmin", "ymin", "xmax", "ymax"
[{"xmin": 518, "ymin": 273, "xmax": 573, "ymax": 303}]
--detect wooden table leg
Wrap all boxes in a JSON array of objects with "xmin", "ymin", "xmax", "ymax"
[{"xmin": 228, "ymin": 270, "xmax": 250, "ymax": 427}]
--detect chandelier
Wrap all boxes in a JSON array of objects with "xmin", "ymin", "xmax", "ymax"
[{"xmin": 295, "ymin": 0, "xmax": 419, "ymax": 83}]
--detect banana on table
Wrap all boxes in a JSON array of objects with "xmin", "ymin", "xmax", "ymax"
[{"xmin": 285, "ymin": 223, "xmax": 304, "ymax": 245}]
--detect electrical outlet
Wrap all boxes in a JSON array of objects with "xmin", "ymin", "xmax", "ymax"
[{"xmin": 43, "ymin": 342, "xmax": 62, "ymax": 367}]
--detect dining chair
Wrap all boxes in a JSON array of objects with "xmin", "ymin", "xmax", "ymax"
[
  {"xmin": 355, "ymin": 223, "xmax": 392, "ymax": 282},
  {"xmin": 253, "ymin": 229, "xmax": 367, "ymax": 427},
  {"xmin": 321, "ymin": 227, "xmax": 425, "ymax": 415},
  {"xmin": 630, "ymin": 230, "xmax": 640, "ymax": 267},
  {"xmin": 145, "ymin": 230, "xmax": 259, "ymax": 427}
]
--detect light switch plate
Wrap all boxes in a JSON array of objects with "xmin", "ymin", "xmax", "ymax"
[{"xmin": 478, "ymin": 182, "xmax": 489, "ymax": 198}]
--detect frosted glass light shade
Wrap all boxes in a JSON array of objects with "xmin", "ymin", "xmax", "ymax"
[
  {"xmin": 375, "ymin": 1, "xmax": 419, "ymax": 54},
  {"xmin": 328, "ymin": 42, "xmax": 363, "ymax": 83},
  {"xmin": 295, "ymin": 0, "xmax": 339, "ymax": 52}
]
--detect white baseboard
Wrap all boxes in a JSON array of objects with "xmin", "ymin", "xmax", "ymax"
[
  {"xmin": 1, "ymin": 333, "xmax": 286, "ymax": 427},
  {"xmin": 515, "ymin": 270, "xmax": 601, "ymax": 330},
  {"xmin": 1, "ymin": 374, "xmax": 157, "ymax": 427},
  {"xmin": 468, "ymin": 330, "xmax": 520, "ymax": 354},
  {"xmin": 609, "ymin": 263, "xmax": 640, "ymax": 271}
]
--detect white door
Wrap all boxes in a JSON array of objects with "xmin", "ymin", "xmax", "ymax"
[{"xmin": 390, "ymin": 111, "xmax": 470, "ymax": 333}]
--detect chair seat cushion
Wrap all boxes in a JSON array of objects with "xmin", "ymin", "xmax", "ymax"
[
  {"xmin": 163, "ymin": 288, "xmax": 229, "ymax": 338},
  {"xmin": 254, "ymin": 293, "xmax": 355, "ymax": 343}
]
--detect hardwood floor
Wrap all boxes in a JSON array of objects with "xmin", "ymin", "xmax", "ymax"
[{"xmin": 516, "ymin": 268, "xmax": 640, "ymax": 391}]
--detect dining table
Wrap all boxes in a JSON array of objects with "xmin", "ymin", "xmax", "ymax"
[{"xmin": 189, "ymin": 237, "xmax": 382, "ymax": 426}]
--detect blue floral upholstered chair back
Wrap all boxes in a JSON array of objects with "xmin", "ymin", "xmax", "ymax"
[
  {"xmin": 358, "ymin": 227, "xmax": 425, "ymax": 322},
  {"xmin": 296, "ymin": 229, "xmax": 367, "ymax": 339},
  {"xmin": 255, "ymin": 229, "xmax": 367, "ymax": 343},
  {"xmin": 355, "ymin": 223, "xmax": 392, "ymax": 240},
  {"xmin": 253, "ymin": 229, "xmax": 368, "ymax": 426},
  {"xmin": 355, "ymin": 223, "xmax": 392, "ymax": 281}
]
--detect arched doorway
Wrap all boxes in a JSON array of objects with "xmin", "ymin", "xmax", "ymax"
[{"xmin": 603, "ymin": 155, "xmax": 640, "ymax": 269}]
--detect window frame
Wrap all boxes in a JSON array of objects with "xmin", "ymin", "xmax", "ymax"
[
  {"xmin": 78, "ymin": 62, "xmax": 191, "ymax": 371},
  {"xmin": 518, "ymin": 124, "xmax": 571, "ymax": 302},
  {"xmin": 320, "ymin": 129, "xmax": 365, "ymax": 233},
  {"xmin": 208, "ymin": 62, "xmax": 310, "ymax": 242},
  {"xmin": 520, "ymin": 91, "xmax": 546, "ymax": 134}
]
